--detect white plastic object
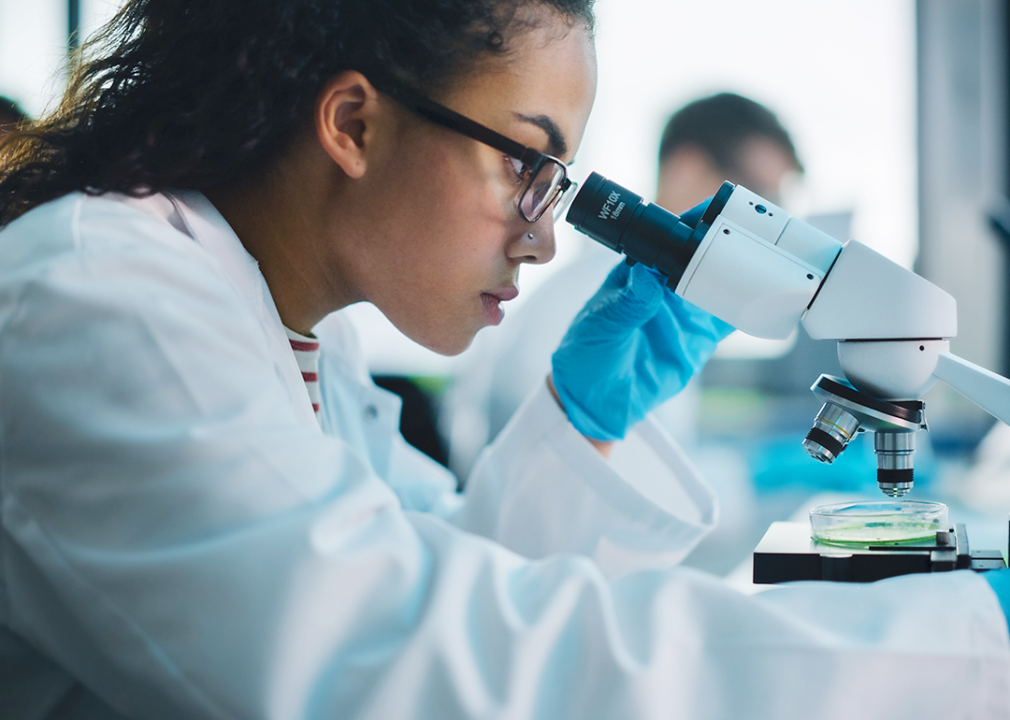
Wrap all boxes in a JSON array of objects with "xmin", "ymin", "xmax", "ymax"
[
  {"xmin": 709, "ymin": 185, "xmax": 790, "ymax": 241},
  {"xmin": 714, "ymin": 185, "xmax": 843, "ymax": 273},
  {"xmin": 774, "ymin": 217, "xmax": 843, "ymax": 274},
  {"xmin": 837, "ymin": 339, "xmax": 949, "ymax": 399},
  {"xmin": 932, "ymin": 352, "xmax": 1010, "ymax": 427},
  {"xmin": 675, "ymin": 219, "xmax": 822, "ymax": 340},
  {"xmin": 802, "ymin": 240, "xmax": 958, "ymax": 341}
]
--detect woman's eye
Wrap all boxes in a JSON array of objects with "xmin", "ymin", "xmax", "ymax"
[{"xmin": 506, "ymin": 156, "xmax": 529, "ymax": 181}]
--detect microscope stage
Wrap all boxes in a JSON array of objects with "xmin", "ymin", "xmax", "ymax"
[{"xmin": 752, "ymin": 521, "xmax": 1006, "ymax": 584}]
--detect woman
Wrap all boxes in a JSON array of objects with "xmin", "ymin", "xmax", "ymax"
[{"xmin": 0, "ymin": 1, "xmax": 1007, "ymax": 718}]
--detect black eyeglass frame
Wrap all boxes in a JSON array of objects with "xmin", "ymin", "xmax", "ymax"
[{"xmin": 381, "ymin": 85, "xmax": 575, "ymax": 223}]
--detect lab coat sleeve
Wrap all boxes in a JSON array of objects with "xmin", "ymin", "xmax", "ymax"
[
  {"xmin": 2, "ymin": 195, "xmax": 1009, "ymax": 720},
  {"xmin": 314, "ymin": 310, "xmax": 716, "ymax": 578},
  {"xmin": 452, "ymin": 385, "xmax": 718, "ymax": 578}
]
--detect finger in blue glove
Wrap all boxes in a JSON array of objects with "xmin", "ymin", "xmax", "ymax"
[{"xmin": 552, "ymin": 260, "xmax": 734, "ymax": 441}]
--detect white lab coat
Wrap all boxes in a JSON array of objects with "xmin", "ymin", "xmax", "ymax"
[{"xmin": 0, "ymin": 191, "xmax": 1007, "ymax": 720}]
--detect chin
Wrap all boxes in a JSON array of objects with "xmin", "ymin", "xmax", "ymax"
[
  {"xmin": 426, "ymin": 335, "xmax": 476, "ymax": 357},
  {"xmin": 412, "ymin": 325, "xmax": 481, "ymax": 357}
]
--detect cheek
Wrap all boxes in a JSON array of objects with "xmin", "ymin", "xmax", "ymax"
[
  {"xmin": 359, "ymin": 136, "xmax": 520, "ymax": 351},
  {"xmin": 391, "ymin": 147, "xmax": 513, "ymax": 265},
  {"xmin": 370, "ymin": 149, "xmax": 510, "ymax": 302}
]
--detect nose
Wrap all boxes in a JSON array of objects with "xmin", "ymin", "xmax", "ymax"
[{"xmin": 509, "ymin": 214, "xmax": 556, "ymax": 265}]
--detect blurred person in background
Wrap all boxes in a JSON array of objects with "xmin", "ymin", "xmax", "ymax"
[{"xmin": 655, "ymin": 92, "xmax": 801, "ymax": 210}]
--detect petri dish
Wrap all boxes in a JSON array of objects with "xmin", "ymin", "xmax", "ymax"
[{"xmin": 809, "ymin": 500, "xmax": 948, "ymax": 546}]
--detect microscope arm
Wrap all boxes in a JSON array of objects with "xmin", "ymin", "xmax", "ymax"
[{"xmin": 932, "ymin": 352, "xmax": 1010, "ymax": 428}]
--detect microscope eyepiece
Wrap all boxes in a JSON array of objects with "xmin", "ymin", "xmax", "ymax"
[{"xmin": 565, "ymin": 172, "xmax": 719, "ymax": 289}]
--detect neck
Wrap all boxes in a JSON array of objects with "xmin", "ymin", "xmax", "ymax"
[{"xmin": 205, "ymin": 143, "xmax": 357, "ymax": 336}]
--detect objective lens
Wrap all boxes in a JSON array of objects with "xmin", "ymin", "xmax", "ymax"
[
  {"xmin": 803, "ymin": 402, "xmax": 861, "ymax": 464},
  {"xmin": 875, "ymin": 431, "xmax": 915, "ymax": 497}
]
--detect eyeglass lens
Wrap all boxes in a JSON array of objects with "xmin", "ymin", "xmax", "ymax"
[{"xmin": 519, "ymin": 159, "xmax": 570, "ymax": 222}]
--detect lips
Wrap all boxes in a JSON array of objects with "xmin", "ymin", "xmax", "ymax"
[
  {"xmin": 480, "ymin": 285, "xmax": 519, "ymax": 326},
  {"xmin": 484, "ymin": 286, "xmax": 520, "ymax": 303}
]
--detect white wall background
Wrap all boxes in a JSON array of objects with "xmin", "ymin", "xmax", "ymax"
[
  {"xmin": 0, "ymin": 0, "xmax": 68, "ymax": 118},
  {"xmin": 0, "ymin": 0, "xmax": 122, "ymax": 117}
]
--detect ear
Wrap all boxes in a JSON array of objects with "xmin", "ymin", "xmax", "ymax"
[{"xmin": 314, "ymin": 71, "xmax": 383, "ymax": 179}]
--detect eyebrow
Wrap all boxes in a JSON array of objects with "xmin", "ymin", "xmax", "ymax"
[{"xmin": 515, "ymin": 113, "xmax": 568, "ymax": 159}]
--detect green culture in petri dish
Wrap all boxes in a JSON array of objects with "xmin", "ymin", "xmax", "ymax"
[{"xmin": 809, "ymin": 500, "xmax": 948, "ymax": 546}]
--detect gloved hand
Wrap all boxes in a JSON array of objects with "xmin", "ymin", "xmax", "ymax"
[
  {"xmin": 984, "ymin": 568, "xmax": 1010, "ymax": 628},
  {"xmin": 551, "ymin": 222, "xmax": 735, "ymax": 442}
]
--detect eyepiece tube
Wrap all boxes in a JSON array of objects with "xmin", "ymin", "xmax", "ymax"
[{"xmin": 565, "ymin": 172, "xmax": 720, "ymax": 289}]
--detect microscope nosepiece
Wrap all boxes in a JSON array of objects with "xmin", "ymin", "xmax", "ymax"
[{"xmin": 804, "ymin": 375, "xmax": 926, "ymax": 497}]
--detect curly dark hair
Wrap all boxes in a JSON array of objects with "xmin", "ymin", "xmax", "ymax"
[{"xmin": 0, "ymin": 0, "xmax": 595, "ymax": 226}]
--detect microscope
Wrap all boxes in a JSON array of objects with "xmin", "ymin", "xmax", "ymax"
[{"xmin": 566, "ymin": 172, "xmax": 1010, "ymax": 582}]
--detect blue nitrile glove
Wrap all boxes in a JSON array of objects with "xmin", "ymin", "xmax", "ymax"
[
  {"xmin": 551, "ymin": 257, "xmax": 735, "ymax": 442},
  {"xmin": 985, "ymin": 569, "xmax": 1010, "ymax": 628}
]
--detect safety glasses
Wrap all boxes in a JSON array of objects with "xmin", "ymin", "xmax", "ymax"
[{"xmin": 382, "ymin": 85, "xmax": 577, "ymax": 223}]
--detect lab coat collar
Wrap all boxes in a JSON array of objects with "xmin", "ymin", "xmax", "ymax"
[{"xmin": 160, "ymin": 190, "xmax": 322, "ymax": 429}]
